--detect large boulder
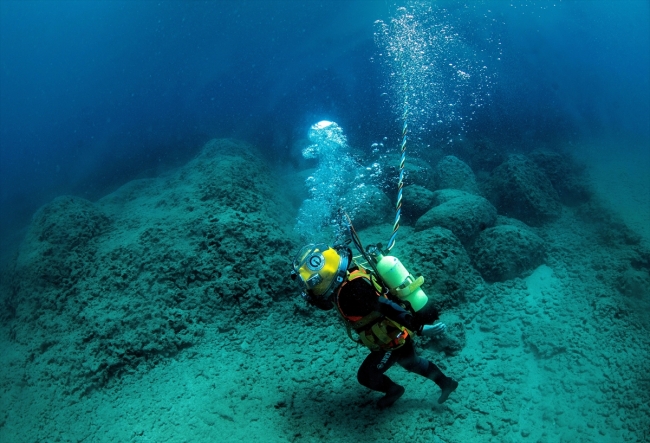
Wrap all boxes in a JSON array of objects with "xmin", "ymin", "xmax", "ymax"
[
  {"xmin": 528, "ymin": 150, "xmax": 591, "ymax": 206},
  {"xmin": 470, "ymin": 224, "xmax": 546, "ymax": 282},
  {"xmin": 434, "ymin": 155, "xmax": 480, "ymax": 195},
  {"xmin": 401, "ymin": 185, "xmax": 436, "ymax": 224},
  {"xmin": 483, "ymin": 154, "xmax": 562, "ymax": 226},
  {"xmin": 450, "ymin": 137, "xmax": 505, "ymax": 174},
  {"xmin": 415, "ymin": 189, "xmax": 497, "ymax": 244},
  {"xmin": 494, "ymin": 214, "xmax": 534, "ymax": 231},
  {"xmin": 618, "ymin": 267, "xmax": 650, "ymax": 299},
  {"xmin": 468, "ymin": 138, "xmax": 505, "ymax": 173},
  {"xmin": 399, "ymin": 226, "xmax": 483, "ymax": 311},
  {"xmin": 379, "ymin": 154, "xmax": 435, "ymax": 190},
  {"xmin": 344, "ymin": 185, "xmax": 392, "ymax": 230}
]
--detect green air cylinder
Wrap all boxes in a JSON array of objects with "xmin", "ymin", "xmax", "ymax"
[{"xmin": 375, "ymin": 254, "xmax": 428, "ymax": 311}]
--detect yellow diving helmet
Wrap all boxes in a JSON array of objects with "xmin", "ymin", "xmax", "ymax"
[{"xmin": 291, "ymin": 243, "xmax": 349, "ymax": 300}]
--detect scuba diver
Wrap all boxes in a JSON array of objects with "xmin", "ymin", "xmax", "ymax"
[{"xmin": 290, "ymin": 223, "xmax": 459, "ymax": 409}]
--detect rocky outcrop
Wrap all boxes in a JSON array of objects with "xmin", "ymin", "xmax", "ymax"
[
  {"xmin": 528, "ymin": 150, "xmax": 591, "ymax": 206},
  {"xmin": 483, "ymin": 154, "xmax": 562, "ymax": 226},
  {"xmin": 8, "ymin": 139, "xmax": 300, "ymax": 394},
  {"xmin": 470, "ymin": 224, "xmax": 546, "ymax": 282},
  {"xmin": 401, "ymin": 226, "xmax": 483, "ymax": 310},
  {"xmin": 380, "ymin": 154, "xmax": 435, "ymax": 190},
  {"xmin": 14, "ymin": 196, "xmax": 110, "ymax": 300},
  {"xmin": 434, "ymin": 155, "xmax": 480, "ymax": 195},
  {"xmin": 401, "ymin": 185, "xmax": 436, "ymax": 224},
  {"xmin": 415, "ymin": 189, "xmax": 497, "ymax": 244}
]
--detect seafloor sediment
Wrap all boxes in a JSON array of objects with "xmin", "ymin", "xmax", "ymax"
[{"xmin": 0, "ymin": 138, "xmax": 648, "ymax": 443}]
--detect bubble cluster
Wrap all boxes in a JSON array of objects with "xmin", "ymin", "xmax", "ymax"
[
  {"xmin": 294, "ymin": 121, "xmax": 375, "ymax": 242},
  {"xmin": 295, "ymin": 4, "xmax": 499, "ymax": 243},
  {"xmin": 374, "ymin": 1, "xmax": 496, "ymax": 144}
]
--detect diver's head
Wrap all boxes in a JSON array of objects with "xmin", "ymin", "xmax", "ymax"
[{"xmin": 291, "ymin": 243, "xmax": 350, "ymax": 302}]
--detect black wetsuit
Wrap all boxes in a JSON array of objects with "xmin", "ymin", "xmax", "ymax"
[{"xmin": 314, "ymin": 268, "xmax": 450, "ymax": 396}]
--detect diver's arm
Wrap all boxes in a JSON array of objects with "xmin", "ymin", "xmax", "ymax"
[
  {"xmin": 375, "ymin": 297, "xmax": 446, "ymax": 336},
  {"xmin": 375, "ymin": 297, "xmax": 421, "ymax": 332},
  {"xmin": 414, "ymin": 302, "xmax": 440, "ymax": 325}
]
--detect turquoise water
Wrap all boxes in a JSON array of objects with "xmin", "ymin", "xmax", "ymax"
[{"xmin": 0, "ymin": 1, "xmax": 648, "ymax": 442}]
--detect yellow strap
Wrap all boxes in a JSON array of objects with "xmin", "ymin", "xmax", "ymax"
[
  {"xmin": 396, "ymin": 276, "xmax": 424, "ymax": 298},
  {"xmin": 351, "ymin": 311, "xmax": 382, "ymax": 330},
  {"xmin": 370, "ymin": 274, "xmax": 386, "ymax": 294},
  {"xmin": 356, "ymin": 319, "xmax": 413, "ymax": 352},
  {"xmin": 359, "ymin": 331, "xmax": 380, "ymax": 351},
  {"xmin": 347, "ymin": 268, "xmax": 369, "ymax": 281},
  {"xmin": 371, "ymin": 322, "xmax": 392, "ymax": 343}
]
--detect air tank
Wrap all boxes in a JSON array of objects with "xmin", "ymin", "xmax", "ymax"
[{"xmin": 372, "ymin": 250, "xmax": 428, "ymax": 312}]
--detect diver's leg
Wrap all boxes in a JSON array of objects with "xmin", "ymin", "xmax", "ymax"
[
  {"xmin": 425, "ymin": 361, "xmax": 459, "ymax": 404},
  {"xmin": 357, "ymin": 350, "xmax": 404, "ymax": 409},
  {"xmin": 396, "ymin": 340, "xmax": 458, "ymax": 404}
]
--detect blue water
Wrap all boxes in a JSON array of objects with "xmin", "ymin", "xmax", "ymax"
[{"xmin": 1, "ymin": 0, "xmax": 648, "ymax": 259}]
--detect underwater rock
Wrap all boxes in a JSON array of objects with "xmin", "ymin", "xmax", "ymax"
[
  {"xmin": 427, "ymin": 321, "xmax": 467, "ymax": 356},
  {"xmin": 471, "ymin": 139, "xmax": 505, "ymax": 173},
  {"xmin": 434, "ymin": 155, "xmax": 480, "ymax": 195},
  {"xmin": 401, "ymin": 185, "xmax": 436, "ymax": 224},
  {"xmin": 344, "ymin": 185, "xmax": 392, "ymax": 230},
  {"xmin": 529, "ymin": 150, "xmax": 591, "ymax": 206},
  {"xmin": 576, "ymin": 200, "xmax": 642, "ymax": 247},
  {"xmin": 8, "ymin": 138, "xmax": 300, "ymax": 394},
  {"xmin": 415, "ymin": 189, "xmax": 497, "ymax": 244},
  {"xmin": 380, "ymin": 153, "xmax": 434, "ymax": 190},
  {"xmin": 618, "ymin": 267, "xmax": 650, "ymax": 298},
  {"xmin": 494, "ymin": 215, "xmax": 533, "ymax": 230},
  {"xmin": 470, "ymin": 225, "xmax": 546, "ymax": 282},
  {"xmin": 521, "ymin": 319, "xmax": 568, "ymax": 359},
  {"xmin": 484, "ymin": 154, "xmax": 562, "ymax": 226},
  {"xmin": 400, "ymin": 226, "xmax": 483, "ymax": 310},
  {"xmin": 27, "ymin": 195, "xmax": 110, "ymax": 249},
  {"xmin": 452, "ymin": 137, "xmax": 505, "ymax": 174},
  {"xmin": 14, "ymin": 195, "xmax": 110, "ymax": 298},
  {"xmin": 284, "ymin": 168, "xmax": 313, "ymax": 212}
]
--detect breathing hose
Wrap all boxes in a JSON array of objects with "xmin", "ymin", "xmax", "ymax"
[{"xmin": 386, "ymin": 116, "xmax": 408, "ymax": 252}]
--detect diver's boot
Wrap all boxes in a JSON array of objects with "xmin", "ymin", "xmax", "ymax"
[
  {"xmin": 435, "ymin": 376, "xmax": 459, "ymax": 404},
  {"xmin": 425, "ymin": 362, "xmax": 458, "ymax": 404},
  {"xmin": 377, "ymin": 377, "xmax": 405, "ymax": 409}
]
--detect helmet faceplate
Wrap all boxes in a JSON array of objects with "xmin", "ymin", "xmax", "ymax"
[{"xmin": 292, "ymin": 243, "xmax": 348, "ymax": 299}]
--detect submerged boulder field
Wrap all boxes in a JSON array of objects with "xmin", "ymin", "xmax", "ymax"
[{"xmin": 0, "ymin": 139, "xmax": 648, "ymax": 443}]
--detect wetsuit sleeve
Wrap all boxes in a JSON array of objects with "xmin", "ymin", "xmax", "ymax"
[{"xmin": 375, "ymin": 297, "xmax": 421, "ymax": 332}]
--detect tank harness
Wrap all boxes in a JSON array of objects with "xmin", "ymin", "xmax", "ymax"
[{"xmin": 335, "ymin": 266, "xmax": 413, "ymax": 352}]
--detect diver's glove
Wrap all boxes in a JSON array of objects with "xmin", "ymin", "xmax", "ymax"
[{"xmin": 421, "ymin": 323, "xmax": 447, "ymax": 337}]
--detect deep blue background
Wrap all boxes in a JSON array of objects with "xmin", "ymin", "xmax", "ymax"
[{"xmin": 1, "ymin": 0, "xmax": 649, "ymax": 260}]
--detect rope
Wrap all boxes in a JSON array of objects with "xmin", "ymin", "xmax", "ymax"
[{"xmin": 386, "ymin": 116, "xmax": 408, "ymax": 252}]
